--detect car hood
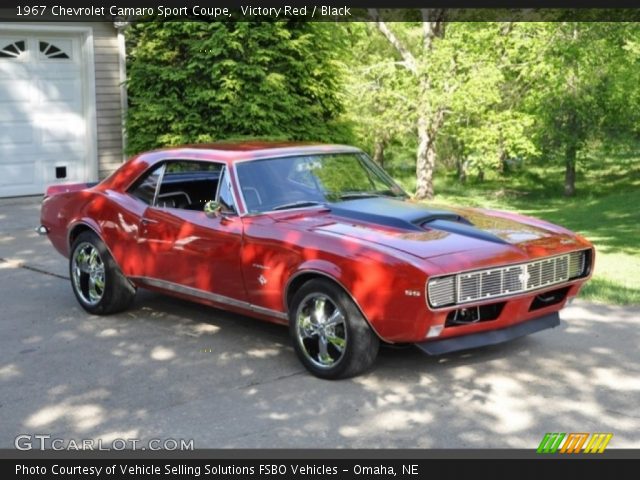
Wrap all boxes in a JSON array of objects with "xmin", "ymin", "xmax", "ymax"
[{"xmin": 274, "ymin": 197, "xmax": 580, "ymax": 261}]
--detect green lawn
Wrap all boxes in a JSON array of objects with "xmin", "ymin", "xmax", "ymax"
[{"xmin": 389, "ymin": 148, "xmax": 640, "ymax": 305}]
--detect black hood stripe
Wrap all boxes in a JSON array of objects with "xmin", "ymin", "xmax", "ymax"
[{"xmin": 329, "ymin": 197, "xmax": 508, "ymax": 245}]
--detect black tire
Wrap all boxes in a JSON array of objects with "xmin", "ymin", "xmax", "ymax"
[
  {"xmin": 69, "ymin": 231, "xmax": 136, "ymax": 315},
  {"xmin": 289, "ymin": 278, "xmax": 379, "ymax": 379}
]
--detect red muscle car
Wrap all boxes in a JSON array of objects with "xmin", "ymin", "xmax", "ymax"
[{"xmin": 39, "ymin": 142, "xmax": 594, "ymax": 379}]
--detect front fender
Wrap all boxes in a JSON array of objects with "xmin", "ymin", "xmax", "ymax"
[{"xmin": 285, "ymin": 257, "xmax": 432, "ymax": 344}]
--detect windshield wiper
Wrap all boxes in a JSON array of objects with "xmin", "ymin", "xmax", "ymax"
[{"xmin": 272, "ymin": 200, "xmax": 326, "ymax": 211}]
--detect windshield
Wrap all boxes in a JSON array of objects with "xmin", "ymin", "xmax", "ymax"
[{"xmin": 236, "ymin": 152, "xmax": 407, "ymax": 213}]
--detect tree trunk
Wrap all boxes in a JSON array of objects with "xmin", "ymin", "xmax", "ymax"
[
  {"xmin": 371, "ymin": 16, "xmax": 445, "ymax": 201},
  {"xmin": 456, "ymin": 157, "xmax": 467, "ymax": 183},
  {"xmin": 415, "ymin": 115, "xmax": 436, "ymax": 200},
  {"xmin": 372, "ymin": 138, "xmax": 386, "ymax": 167},
  {"xmin": 499, "ymin": 150, "xmax": 507, "ymax": 174},
  {"xmin": 564, "ymin": 144, "xmax": 577, "ymax": 197}
]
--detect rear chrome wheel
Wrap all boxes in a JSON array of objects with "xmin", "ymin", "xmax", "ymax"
[
  {"xmin": 71, "ymin": 242, "xmax": 105, "ymax": 306},
  {"xmin": 290, "ymin": 278, "xmax": 379, "ymax": 379},
  {"xmin": 69, "ymin": 231, "xmax": 135, "ymax": 315}
]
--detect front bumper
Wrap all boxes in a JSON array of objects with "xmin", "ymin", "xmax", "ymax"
[{"xmin": 414, "ymin": 312, "xmax": 560, "ymax": 355}]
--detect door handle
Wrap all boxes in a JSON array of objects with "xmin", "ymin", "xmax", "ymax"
[{"xmin": 141, "ymin": 218, "xmax": 158, "ymax": 225}]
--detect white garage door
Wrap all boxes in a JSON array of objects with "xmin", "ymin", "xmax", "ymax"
[{"xmin": 0, "ymin": 33, "xmax": 93, "ymax": 197}]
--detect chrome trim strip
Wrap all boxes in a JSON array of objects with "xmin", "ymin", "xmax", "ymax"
[
  {"xmin": 219, "ymin": 165, "xmax": 242, "ymax": 216},
  {"xmin": 245, "ymin": 205, "xmax": 331, "ymax": 218},
  {"xmin": 152, "ymin": 163, "xmax": 166, "ymax": 207},
  {"xmin": 250, "ymin": 303, "xmax": 288, "ymax": 320},
  {"xmin": 231, "ymin": 146, "xmax": 362, "ymax": 165},
  {"xmin": 214, "ymin": 166, "xmax": 224, "ymax": 202},
  {"xmin": 132, "ymin": 276, "xmax": 288, "ymax": 321},
  {"xmin": 230, "ymin": 163, "xmax": 248, "ymax": 215}
]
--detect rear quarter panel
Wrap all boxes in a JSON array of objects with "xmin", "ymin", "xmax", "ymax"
[
  {"xmin": 41, "ymin": 189, "xmax": 96, "ymax": 257},
  {"xmin": 41, "ymin": 187, "xmax": 147, "ymax": 279}
]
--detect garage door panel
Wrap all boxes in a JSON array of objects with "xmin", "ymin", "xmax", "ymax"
[
  {"xmin": 41, "ymin": 126, "xmax": 84, "ymax": 144},
  {"xmin": 0, "ymin": 62, "xmax": 30, "ymax": 80},
  {"xmin": 40, "ymin": 115, "xmax": 85, "ymax": 143},
  {"xmin": 0, "ymin": 123, "xmax": 32, "ymax": 145},
  {"xmin": 0, "ymin": 105, "xmax": 31, "ymax": 122},
  {"xmin": 38, "ymin": 99, "xmax": 83, "ymax": 115},
  {"xmin": 24, "ymin": 142, "xmax": 85, "ymax": 155},
  {"xmin": 37, "ymin": 78, "xmax": 81, "ymax": 103},
  {"xmin": 0, "ymin": 161, "xmax": 36, "ymax": 188},
  {"xmin": 30, "ymin": 67, "xmax": 80, "ymax": 79},
  {"xmin": 0, "ymin": 80, "xmax": 33, "ymax": 103}
]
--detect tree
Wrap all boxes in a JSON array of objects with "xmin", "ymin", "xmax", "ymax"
[
  {"xmin": 526, "ymin": 22, "xmax": 640, "ymax": 196},
  {"xmin": 354, "ymin": 19, "xmax": 640, "ymax": 198},
  {"xmin": 125, "ymin": 21, "xmax": 350, "ymax": 154},
  {"xmin": 436, "ymin": 22, "xmax": 539, "ymax": 183},
  {"xmin": 368, "ymin": 10, "xmax": 447, "ymax": 200},
  {"xmin": 341, "ymin": 23, "xmax": 415, "ymax": 168},
  {"xmin": 365, "ymin": 15, "xmax": 540, "ymax": 198}
]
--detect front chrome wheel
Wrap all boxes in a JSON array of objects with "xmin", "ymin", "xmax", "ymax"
[
  {"xmin": 295, "ymin": 293, "xmax": 347, "ymax": 369},
  {"xmin": 289, "ymin": 279, "xmax": 380, "ymax": 379},
  {"xmin": 71, "ymin": 242, "xmax": 105, "ymax": 306}
]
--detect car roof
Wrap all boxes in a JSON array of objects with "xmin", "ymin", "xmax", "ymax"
[
  {"xmin": 141, "ymin": 141, "xmax": 363, "ymax": 164},
  {"xmin": 101, "ymin": 142, "xmax": 364, "ymax": 193}
]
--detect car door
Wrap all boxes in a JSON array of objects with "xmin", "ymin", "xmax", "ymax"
[{"xmin": 134, "ymin": 160, "xmax": 247, "ymax": 303}]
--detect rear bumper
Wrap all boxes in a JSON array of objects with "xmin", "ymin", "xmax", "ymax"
[{"xmin": 414, "ymin": 312, "xmax": 560, "ymax": 355}]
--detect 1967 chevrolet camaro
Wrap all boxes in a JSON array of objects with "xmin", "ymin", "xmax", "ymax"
[{"xmin": 39, "ymin": 142, "xmax": 594, "ymax": 378}]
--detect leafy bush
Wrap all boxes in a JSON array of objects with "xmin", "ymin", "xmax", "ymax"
[{"xmin": 125, "ymin": 22, "xmax": 351, "ymax": 154}]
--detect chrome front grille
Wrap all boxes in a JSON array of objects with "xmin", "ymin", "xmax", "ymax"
[{"xmin": 427, "ymin": 250, "xmax": 588, "ymax": 308}]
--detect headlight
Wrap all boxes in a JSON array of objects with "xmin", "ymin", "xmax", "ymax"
[{"xmin": 427, "ymin": 275, "xmax": 456, "ymax": 308}]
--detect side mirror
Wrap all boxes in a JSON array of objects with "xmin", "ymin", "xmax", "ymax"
[{"xmin": 204, "ymin": 200, "xmax": 222, "ymax": 218}]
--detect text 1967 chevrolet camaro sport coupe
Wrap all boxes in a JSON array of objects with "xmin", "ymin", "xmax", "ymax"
[{"xmin": 39, "ymin": 142, "xmax": 594, "ymax": 379}]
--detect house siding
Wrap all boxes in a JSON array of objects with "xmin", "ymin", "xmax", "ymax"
[{"xmin": 91, "ymin": 22, "xmax": 126, "ymax": 179}]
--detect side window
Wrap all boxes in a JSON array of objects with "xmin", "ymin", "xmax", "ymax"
[
  {"xmin": 217, "ymin": 168, "xmax": 237, "ymax": 214},
  {"xmin": 128, "ymin": 164, "xmax": 164, "ymax": 205},
  {"xmin": 156, "ymin": 160, "xmax": 222, "ymax": 210}
]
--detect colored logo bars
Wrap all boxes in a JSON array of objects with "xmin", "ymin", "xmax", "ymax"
[{"xmin": 537, "ymin": 433, "xmax": 613, "ymax": 454}]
